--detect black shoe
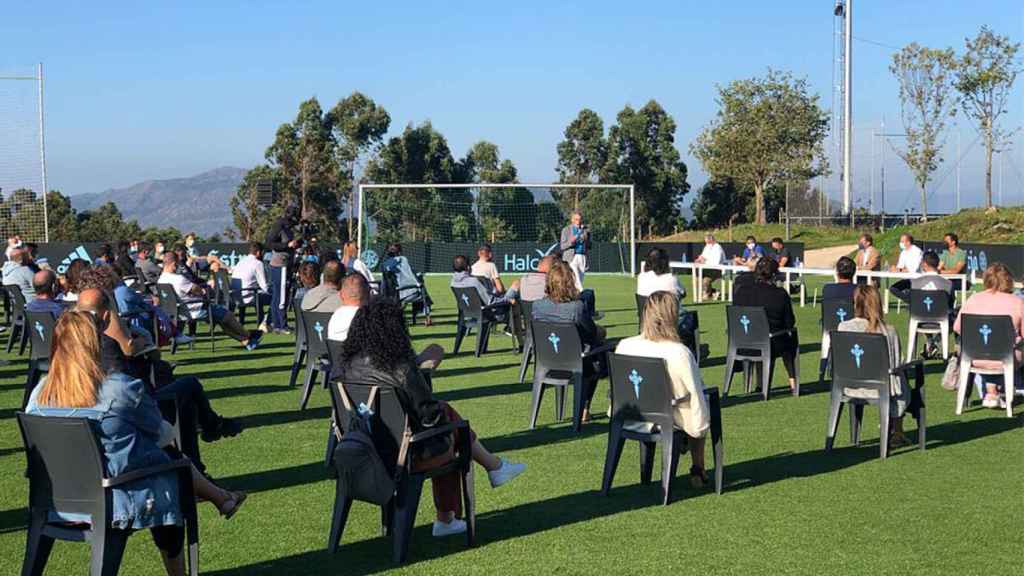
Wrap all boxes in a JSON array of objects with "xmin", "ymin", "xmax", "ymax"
[{"xmin": 201, "ymin": 417, "xmax": 244, "ymax": 443}]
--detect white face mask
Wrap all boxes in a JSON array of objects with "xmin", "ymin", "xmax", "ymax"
[{"xmin": 747, "ymin": 243, "xmax": 755, "ymax": 250}]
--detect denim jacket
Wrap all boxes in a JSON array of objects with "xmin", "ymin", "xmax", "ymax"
[{"xmin": 26, "ymin": 372, "xmax": 182, "ymax": 530}]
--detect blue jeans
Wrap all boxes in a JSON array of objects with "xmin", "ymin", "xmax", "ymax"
[{"xmin": 269, "ymin": 264, "xmax": 288, "ymax": 329}]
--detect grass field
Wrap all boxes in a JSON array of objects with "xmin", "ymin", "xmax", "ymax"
[{"xmin": 1, "ymin": 275, "xmax": 1022, "ymax": 575}]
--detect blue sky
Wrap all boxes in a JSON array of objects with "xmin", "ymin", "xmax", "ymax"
[{"xmin": 2, "ymin": 0, "xmax": 1022, "ymax": 214}]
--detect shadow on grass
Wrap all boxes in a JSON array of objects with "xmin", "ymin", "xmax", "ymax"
[
  {"xmin": 218, "ymin": 461, "xmax": 329, "ymax": 495},
  {"xmin": 433, "ymin": 381, "xmax": 525, "ymax": 404},
  {"xmin": 481, "ymin": 420, "xmax": 606, "ymax": 454},
  {"xmin": 0, "ymin": 507, "xmax": 27, "ymax": 534},
  {"xmin": 205, "ymin": 384, "xmax": 294, "ymax": 401},
  {"xmin": 236, "ymin": 406, "xmax": 331, "ymax": 430},
  {"xmin": 436, "ymin": 362, "xmax": 520, "ymax": 379},
  {"xmin": 205, "ymin": 482, "xmax": 672, "ymax": 576},
  {"xmin": 192, "ymin": 364, "xmax": 292, "ymax": 381}
]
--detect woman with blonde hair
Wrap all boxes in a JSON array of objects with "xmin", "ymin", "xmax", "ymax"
[
  {"xmin": 953, "ymin": 262, "xmax": 1024, "ymax": 409},
  {"xmin": 615, "ymin": 291, "xmax": 710, "ymax": 487},
  {"xmin": 26, "ymin": 311, "xmax": 247, "ymax": 576},
  {"xmin": 836, "ymin": 285, "xmax": 911, "ymax": 446},
  {"xmin": 532, "ymin": 259, "xmax": 607, "ymax": 422}
]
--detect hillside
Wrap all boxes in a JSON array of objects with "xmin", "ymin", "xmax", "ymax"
[{"xmin": 70, "ymin": 166, "xmax": 246, "ymax": 236}]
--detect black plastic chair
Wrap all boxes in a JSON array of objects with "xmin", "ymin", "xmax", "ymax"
[
  {"xmin": 826, "ymin": 331, "xmax": 926, "ymax": 459},
  {"xmin": 381, "ymin": 269, "xmax": 425, "ymax": 326},
  {"xmin": 211, "ymin": 269, "xmax": 232, "ymax": 309},
  {"xmin": 5, "ymin": 284, "xmax": 29, "ymax": 355},
  {"xmin": 451, "ymin": 286, "xmax": 503, "ymax": 357},
  {"xmin": 229, "ymin": 278, "xmax": 265, "ymax": 329},
  {"xmin": 601, "ymin": 353, "xmax": 723, "ymax": 504},
  {"xmin": 723, "ymin": 306, "xmax": 800, "ymax": 400},
  {"xmin": 907, "ymin": 289, "xmax": 951, "ymax": 361},
  {"xmin": 298, "ymin": 309, "xmax": 336, "ymax": 410},
  {"xmin": 106, "ymin": 289, "xmax": 159, "ymax": 345},
  {"xmin": 327, "ymin": 381, "xmax": 475, "ymax": 564},
  {"xmin": 635, "ymin": 294, "xmax": 648, "ymax": 331},
  {"xmin": 23, "ymin": 311, "xmax": 56, "ymax": 408},
  {"xmin": 17, "ymin": 413, "xmax": 199, "ymax": 576},
  {"xmin": 156, "ymin": 283, "xmax": 215, "ymax": 353},
  {"xmin": 288, "ymin": 297, "xmax": 308, "ymax": 389},
  {"xmin": 956, "ymin": 314, "xmax": 1020, "ymax": 418},
  {"xmin": 818, "ymin": 298, "xmax": 854, "ymax": 386},
  {"xmin": 528, "ymin": 320, "xmax": 613, "ymax": 432},
  {"xmin": 516, "ymin": 299, "xmax": 536, "ymax": 384}
]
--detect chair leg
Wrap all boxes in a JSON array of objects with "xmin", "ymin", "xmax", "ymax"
[
  {"xmin": 662, "ymin": 431, "xmax": 681, "ymax": 506},
  {"xmin": 879, "ymin": 394, "xmax": 891, "ymax": 460},
  {"xmin": 461, "ymin": 464, "xmax": 476, "ymax": 548},
  {"xmin": 23, "ymin": 363, "xmax": 39, "ymax": 409},
  {"xmin": 572, "ymin": 373, "xmax": 585, "ymax": 432},
  {"xmin": 850, "ymin": 404, "xmax": 865, "ymax": 446},
  {"xmin": 601, "ymin": 423, "xmax": 626, "ymax": 495},
  {"xmin": 327, "ymin": 479, "xmax": 354, "ymax": 553},
  {"xmin": 554, "ymin": 385, "xmax": 566, "ymax": 422},
  {"xmin": 453, "ymin": 321, "xmax": 466, "ymax": 354},
  {"xmin": 906, "ymin": 321, "xmax": 918, "ymax": 363},
  {"xmin": 475, "ymin": 321, "xmax": 491, "ymax": 357},
  {"xmin": 89, "ymin": 525, "xmax": 130, "ymax": 576},
  {"xmin": 518, "ymin": 340, "xmax": 533, "ymax": 384},
  {"xmin": 18, "ymin": 322, "xmax": 29, "ymax": 356},
  {"xmin": 1004, "ymin": 364, "xmax": 1015, "ymax": 418},
  {"xmin": 289, "ymin": 346, "xmax": 307, "ymax": 388},
  {"xmin": 528, "ymin": 374, "xmax": 545, "ymax": 429},
  {"xmin": 639, "ymin": 441, "xmax": 656, "ymax": 485},
  {"xmin": 22, "ymin": 510, "xmax": 54, "ymax": 576},
  {"xmin": 760, "ymin": 359, "xmax": 771, "ymax": 401},
  {"xmin": 825, "ymin": 393, "xmax": 844, "ymax": 452},
  {"xmin": 941, "ymin": 322, "xmax": 950, "ymax": 360},
  {"xmin": 722, "ymin": 352, "xmax": 736, "ymax": 397},
  {"xmin": 5, "ymin": 322, "xmax": 17, "ymax": 353},
  {"xmin": 955, "ymin": 360, "xmax": 972, "ymax": 415},
  {"xmin": 392, "ymin": 476, "xmax": 425, "ymax": 564},
  {"xmin": 299, "ymin": 365, "xmax": 318, "ymax": 410}
]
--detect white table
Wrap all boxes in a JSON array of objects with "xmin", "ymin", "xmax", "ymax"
[{"xmin": 671, "ymin": 260, "xmax": 970, "ymax": 312}]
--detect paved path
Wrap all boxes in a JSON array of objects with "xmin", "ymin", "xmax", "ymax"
[{"xmin": 803, "ymin": 244, "xmax": 856, "ymax": 269}]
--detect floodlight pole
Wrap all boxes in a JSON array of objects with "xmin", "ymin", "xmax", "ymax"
[
  {"xmin": 842, "ymin": 0, "xmax": 853, "ymax": 221},
  {"xmin": 38, "ymin": 63, "xmax": 49, "ymax": 242},
  {"xmin": 356, "ymin": 183, "xmax": 364, "ymax": 255},
  {"xmin": 629, "ymin": 184, "xmax": 636, "ymax": 276}
]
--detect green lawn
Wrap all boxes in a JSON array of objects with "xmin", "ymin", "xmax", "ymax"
[{"xmin": 1, "ymin": 275, "xmax": 1022, "ymax": 575}]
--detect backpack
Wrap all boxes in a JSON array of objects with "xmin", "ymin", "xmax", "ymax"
[{"xmin": 333, "ymin": 387, "xmax": 397, "ymax": 505}]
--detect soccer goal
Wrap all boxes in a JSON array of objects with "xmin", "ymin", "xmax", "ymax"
[
  {"xmin": 357, "ymin": 183, "xmax": 636, "ymax": 275},
  {"xmin": 0, "ymin": 64, "xmax": 49, "ymax": 242}
]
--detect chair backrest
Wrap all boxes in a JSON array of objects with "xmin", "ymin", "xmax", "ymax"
[
  {"xmin": 473, "ymin": 275, "xmax": 495, "ymax": 294},
  {"xmin": 380, "ymin": 270, "xmax": 400, "ymax": 301},
  {"xmin": 829, "ymin": 330, "xmax": 891, "ymax": 389},
  {"xmin": 519, "ymin": 299, "xmax": 534, "ymax": 338},
  {"xmin": 635, "ymin": 294, "xmax": 649, "ymax": 329},
  {"xmin": 821, "ymin": 298, "xmax": 855, "ymax": 334},
  {"xmin": 211, "ymin": 269, "xmax": 231, "ymax": 307},
  {"xmin": 301, "ymin": 309, "xmax": 334, "ymax": 360},
  {"xmin": 155, "ymin": 283, "xmax": 182, "ymax": 320},
  {"xmin": 24, "ymin": 311, "xmax": 57, "ymax": 361},
  {"xmin": 333, "ymin": 382, "xmax": 406, "ymax": 455},
  {"xmin": 608, "ymin": 352, "xmax": 674, "ymax": 426},
  {"xmin": 959, "ymin": 314, "xmax": 1016, "ymax": 362},
  {"xmin": 726, "ymin": 306, "xmax": 771, "ymax": 348},
  {"xmin": 288, "ymin": 298, "xmax": 305, "ymax": 348},
  {"xmin": 909, "ymin": 289, "xmax": 950, "ymax": 321},
  {"xmin": 451, "ymin": 286, "xmax": 484, "ymax": 320},
  {"xmin": 531, "ymin": 319, "xmax": 584, "ymax": 371},
  {"xmin": 17, "ymin": 413, "xmax": 106, "ymax": 517},
  {"xmin": 7, "ymin": 284, "xmax": 27, "ymax": 313}
]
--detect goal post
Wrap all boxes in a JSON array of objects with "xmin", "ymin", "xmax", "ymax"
[
  {"xmin": 357, "ymin": 183, "xmax": 636, "ymax": 275},
  {"xmin": 0, "ymin": 63, "xmax": 49, "ymax": 242}
]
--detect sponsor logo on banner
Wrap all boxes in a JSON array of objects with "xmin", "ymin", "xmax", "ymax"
[
  {"xmin": 503, "ymin": 243, "xmax": 560, "ymax": 272},
  {"xmin": 57, "ymin": 245, "xmax": 91, "ymax": 275}
]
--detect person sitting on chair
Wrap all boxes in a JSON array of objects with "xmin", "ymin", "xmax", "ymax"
[
  {"xmin": 59, "ymin": 259, "xmax": 91, "ymax": 303},
  {"xmin": 450, "ymin": 255, "xmax": 516, "ymax": 308},
  {"xmin": 135, "ymin": 242, "xmax": 164, "ymax": 286},
  {"xmin": 230, "ymin": 241, "xmax": 271, "ymax": 328},
  {"xmin": 732, "ymin": 258, "xmax": 799, "ymax": 393},
  {"xmin": 293, "ymin": 261, "xmax": 320, "ymax": 303},
  {"xmin": 823, "ymin": 256, "xmax": 858, "ymax": 301},
  {"xmin": 616, "ymin": 291, "xmax": 710, "ymax": 488},
  {"xmin": 333, "ymin": 299, "xmax": 525, "ymax": 538},
  {"xmin": 25, "ymin": 311, "xmax": 247, "ymax": 576},
  {"xmin": 938, "ymin": 232, "xmax": 967, "ymax": 293},
  {"xmin": 158, "ymin": 252, "xmax": 263, "ymax": 351},
  {"xmin": 2, "ymin": 247, "xmax": 36, "ymax": 301},
  {"xmin": 532, "ymin": 259, "xmax": 608, "ymax": 423},
  {"xmin": 953, "ymin": 263, "xmax": 1024, "ymax": 410},
  {"xmin": 25, "ymin": 270, "xmax": 67, "ymax": 318},
  {"xmin": 301, "ymin": 259, "xmax": 344, "ymax": 313},
  {"xmin": 382, "ymin": 243, "xmax": 433, "ymax": 326},
  {"xmin": 637, "ymin": 247, "xmax": 686, "ymax": 299},
  {"xmin": 694, "ymin": 234, "xmax": 726, "ymax": 300},
  {"xmin": 837, "ymin": 284, "xmax": 912, "ymax": 447},
  {"xmin": 733, "ymin": 235, "xmax": 765, "ymax": 267},
  {"xmin": 471, "ymin": 243, "xmax": 505, "ymax": 294}
]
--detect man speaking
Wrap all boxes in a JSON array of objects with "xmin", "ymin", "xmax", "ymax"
[{"xmin": 560, "ymin": 211, "xmax": 590, "ymax": 290}]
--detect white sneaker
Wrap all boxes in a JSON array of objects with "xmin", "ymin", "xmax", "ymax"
[
  {"xmin": 258, "ymin": 321, "xmax": 269, "ymax": 333},
  {"xmin": 174, "ymin": 334, "xmax": 194, "ymax": 345},
  {"xmin": 431, "ymin": 518, "xmax": 467, "ymax": 537},
  {"xmin": 982, "ymin": 395, "xmax": 999, "ymax": 409},
  {"xmin": 488, "ymin": 458, "xmax": 526, "ymax": 488}
]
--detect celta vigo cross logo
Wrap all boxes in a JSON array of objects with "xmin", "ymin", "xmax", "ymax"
[
  {"xmin": 461, "ymin": 293, "xmax": 470, "ymax": 306},
  {"xmin": 547, "ymin": 332, "xmax": 560, "ymax": 354},
  {"xmin": 836, "ymin": 308, "xmax": 848, "ymax": 322},
  {"xmin": 979, "ymin": 324, "xmax": 992, "ymax": 345},
  {"xmin": 923, "ymin": 296, "xmax": 933, "ymax": 312},
  {"xmin": 850, "ymin": 343, "xmax": 864, "ymax": 368},
  {"xmin": 34, "ymin": 321, "xmax": 45, "ymax": 341},
  {"xmin": 739, "ymin": 315, "xmax": 750, "ymax": 334},
  {"xmin": 313, "ymin": 321, "xmax": 324, "ymax": 341},
  {"xmin": 628, "ymin": 369, "xmax": 643, "ymax": 400}
]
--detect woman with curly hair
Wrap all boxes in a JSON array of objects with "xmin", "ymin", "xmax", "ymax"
[
  {"xmin": 60, "ymin": 258, "xmax": 91, "ymax": 303},
  {"xmin": 333, "ymin": 299, "xmax": 525, "ymax": 538}
]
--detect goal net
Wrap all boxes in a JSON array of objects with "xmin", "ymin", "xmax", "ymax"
[
  {"xmin": 357, "ymin": 184, "xmax": 636, "ymax": 274},
  {"xmin": 0, "ymin": 66, "xmax": 48, "ymax": 242}
]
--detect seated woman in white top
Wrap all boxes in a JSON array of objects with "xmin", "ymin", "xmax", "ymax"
[
  {"xmin": 636, "ymin": 247, "xmax": 686, "ymax": 298},
  {"xmin": 615, "ymin": 290, "xmax": 710, "ymax": 488}
]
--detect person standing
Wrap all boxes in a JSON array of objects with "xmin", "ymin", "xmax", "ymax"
[
  {"xmin": 265, "ymin": 204, "xmax": 301, "ymax": 334},
  {"xmin": 560, "ymin": 211, "xmax": 590, "ymax": 291}
]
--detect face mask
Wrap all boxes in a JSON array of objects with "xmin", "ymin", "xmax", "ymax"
[{"xmin": 747, "ymin": 243, "xmax": 755, "ymax": 250}]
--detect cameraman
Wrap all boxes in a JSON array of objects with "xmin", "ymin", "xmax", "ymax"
[
  {"xmin": 559, "ymin": 210, "xmax": 590, "ymax": 291},
  {"xmin": 265, "ymin": 204, "xmax": 302, "ymax": 334}
]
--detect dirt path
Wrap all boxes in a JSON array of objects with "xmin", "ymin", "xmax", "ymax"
[{"xmin": 803, "ymin": 244, "xmax": 857, "ymax": 268}]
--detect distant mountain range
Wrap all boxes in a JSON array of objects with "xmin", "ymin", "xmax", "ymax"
[{"xmin": 70, "ymin": 166, "xmax": 247, "ymax": 237}]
